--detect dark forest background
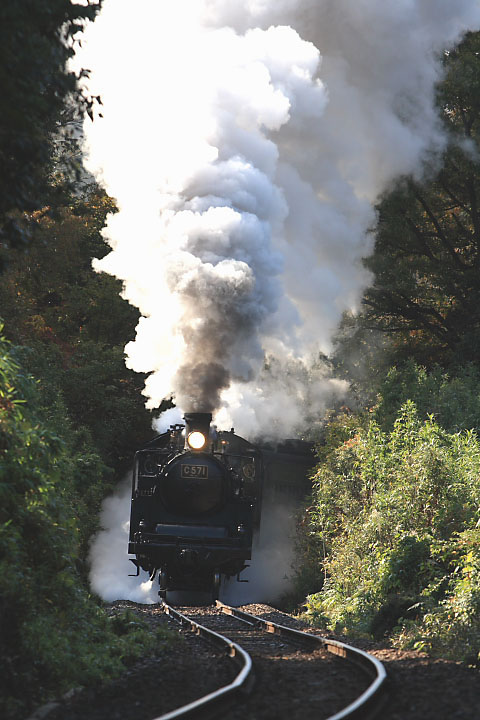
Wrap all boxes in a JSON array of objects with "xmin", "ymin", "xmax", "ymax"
[{"xmin": 1, "ymin": 2, "xmax": 480, "ymax": 715}]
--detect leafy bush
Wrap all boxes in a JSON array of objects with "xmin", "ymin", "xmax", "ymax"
[
  {"xmin": 394, "ymin": 530, "xmax": 480, "ymax": 664},
  {"xmin": 303, "ymin": 400, "xmax": 480, "ymax": 663},
  {"xmin": 0, "ymin": 334, "xmax": 170, "ymax": 718},
  {"xmin": 375, "ymin": 360, "xmax": 480, "ymax": 434}
]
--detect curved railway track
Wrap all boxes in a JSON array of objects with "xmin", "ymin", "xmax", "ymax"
[{"xmin": 158, "ymin": 600, "xmax": 388, "ymax": 720}]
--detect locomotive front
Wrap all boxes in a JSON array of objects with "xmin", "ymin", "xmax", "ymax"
[{"xmin": 128, "ymin": 412, "xmax": 261, "ymax": 600}]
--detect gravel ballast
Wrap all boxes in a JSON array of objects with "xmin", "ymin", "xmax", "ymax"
[{"xmin": 40, "ymin": 600, "xmax": 480, "ymax": 720}]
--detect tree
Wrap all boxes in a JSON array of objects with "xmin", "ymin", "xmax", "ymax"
[
  {"xmin": 0, "ymin": 0, "xmax": 101, "ymax": 265},
  {"xmin": 361, "ymin": 32, "xmax": 480, "ymax": 367},
  {"xmin": 0, "ymin": 190, "xmax": 153, "ymax": 475}
]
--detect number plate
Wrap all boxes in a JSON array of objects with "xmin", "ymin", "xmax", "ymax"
[{"xmin": 181, "ymin": 464, "xmax": 208, "ymax": 479}]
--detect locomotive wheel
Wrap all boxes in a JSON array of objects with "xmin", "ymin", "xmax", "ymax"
[
  {"xmin": 212, "ymin": 570, "xmax": 221, "ymax": 602},
  {"xmin": 158, "ymin": 569, "xmax": 168, "ymax": 600}
]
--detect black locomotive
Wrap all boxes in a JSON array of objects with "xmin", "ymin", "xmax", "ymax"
[{"xmin": 128, "ymin": 412, "xmax": 261, "ymax": 600}]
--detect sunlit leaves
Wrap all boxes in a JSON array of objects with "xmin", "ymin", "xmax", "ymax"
[{"xmin": 304, "ymin": 398, "xmax": 480, "ymax": 662}]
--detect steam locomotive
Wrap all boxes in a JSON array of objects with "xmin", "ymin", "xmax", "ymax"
[{"xmin": 128, "ymin": 412, "xmax": 262, "ymax": 600}]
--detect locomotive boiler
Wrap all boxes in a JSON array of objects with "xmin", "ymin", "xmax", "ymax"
[{"xmin": 128, "ymin": 412, "xmax": 261, "ymax": 600}]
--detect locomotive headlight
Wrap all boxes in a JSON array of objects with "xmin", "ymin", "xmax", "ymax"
[{"xmin": 187, "ymin": 431, "xmax": 206, "ymax": 450}]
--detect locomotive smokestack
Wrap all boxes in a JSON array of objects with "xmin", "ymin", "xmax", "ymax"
[{"xmin": 184, "ymin": 412, "xmax": 212, "ymax": 451}]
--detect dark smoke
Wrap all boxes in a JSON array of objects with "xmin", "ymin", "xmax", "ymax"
[{"xmin": 175, "ymin": 361, "xmax": 230, "ymax": 412}]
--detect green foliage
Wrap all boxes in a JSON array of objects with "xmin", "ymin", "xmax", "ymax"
[
  {"xmin": 394, "ymin": 530, "xmax": 480, "ymax": 664},
  {"xmin": 0, "ymin": 191, "xmax": 152, "ymax": 473},
  {"xmin": 303, "ymin": 400, "xmax": 480, "ymax": 663},
  {"xmin": 287, "ymin": 411, "xmax": 369, "ymax": 610},
  {"xmin": 0, "ymin": 191, "xmax": 153, "ymax": 567},
  {"xmin": 0, "ymin": 334, "xmax": 168, "ymax": 719},
  {"xmin": 0, "ymin": 0, "xmax": 101, "ymax": 262},
  {"xmin": 375, "ymin": 361, "xmax": 480, "ymax": 434}
]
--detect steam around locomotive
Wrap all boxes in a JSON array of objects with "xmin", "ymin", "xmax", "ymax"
[{"xmin": 128, "ymin": 412, "xmax": 261, "ymax": 600}]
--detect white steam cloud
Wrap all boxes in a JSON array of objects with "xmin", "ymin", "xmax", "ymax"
[
  {"xmin": 89, "ymin": 478, "xmax": 157, "ymax": 603},
  {"xmin": 75, "ymin": 1, "xmax": 480, "ymax": 435}
]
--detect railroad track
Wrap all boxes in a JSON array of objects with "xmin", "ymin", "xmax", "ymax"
[{"xmin": 158, "ymin": 601, "xmax": 388, "ymax": 720}]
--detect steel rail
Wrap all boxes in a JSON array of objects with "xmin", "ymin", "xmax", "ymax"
[
  {"xmin": 216, "ymin": 601, "xmax": 388, "ymax": 719},
  {"xmin": 156, "ymin": 600, "xmax": 387, "ymax": 720},
  {"xmin": 154, "ymin": 602, "xmax": 254, "ymax": 720}
]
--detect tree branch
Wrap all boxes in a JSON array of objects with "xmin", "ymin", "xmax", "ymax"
[{"xmin": 412, "ymin": 186, "xmax": 468, "ymax": 269}]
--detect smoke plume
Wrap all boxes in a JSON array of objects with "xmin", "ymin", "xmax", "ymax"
[
  {"xmin": 75, "ymin": 1, "xmax": 480, "ymax": 434},
  {"xmin": 89, "ymin": 478, "xmax": 157, "ymax": 603}
]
